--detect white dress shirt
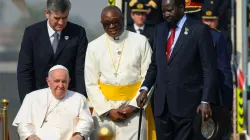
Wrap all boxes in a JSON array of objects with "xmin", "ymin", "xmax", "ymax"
[
  {"xmin": 47, "ymin": 20, "xmax": 61, "ymax": 44},
  {"xmin": 133, "ymin": 24, "xmax": 145, "ymax": 34}
]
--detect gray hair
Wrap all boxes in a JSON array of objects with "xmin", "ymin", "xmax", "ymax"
[{"xmin": 47, "ymin": 0, "xmax": 71, "ymax": 13}]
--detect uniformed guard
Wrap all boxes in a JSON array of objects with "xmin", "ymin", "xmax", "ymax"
[
  {"xmin": 202, "ymin": 2, "xmax": 233, "ymax": 140},
  {"xmin": 185, "ymin": 0, "xmax": 233, "ymax": 140},
  {"xmin": 202, "ymin": 1, "xmax": 233, "ymax": 59},
  {"xmin": 127, "ymin": 0, "xmax": 155, "ymax": 48},
  {"xmin": 201, "ymin": 0, "xmax": 229, "ymax": 31},
  {"xmin": 126, "ymin": 0, "xmax": 164, "ymax": 27}
]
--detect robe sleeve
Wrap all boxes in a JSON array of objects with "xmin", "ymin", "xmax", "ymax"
[
  {"xmin": 74, "ymin": 95, "xmax": 94, "ymax": 138},
  {"xmin": 12, "ymin": 94, "xmax": 36, "ymax": 140},
  {"xmin": 17, "ymin": 124, "xmax": 36, "ymax": 140},
  {"xmin": 84, "ymin": 45, "xmax": 113, "ymax": 116},
  {"xmin": 129, "ymin": 38, "xmax": 152, "ymax": 108}
]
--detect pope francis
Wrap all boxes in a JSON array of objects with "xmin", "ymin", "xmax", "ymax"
[
  {"xmin": 85, "ymin": 6, "xmax": 155, "ymax": 140},
  {"xmin": 13, "ymin": 65, "xmax": 94, "ymax": 140}
]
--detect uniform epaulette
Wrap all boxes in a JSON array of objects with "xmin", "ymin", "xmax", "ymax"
[
  {"xmin": 211, "ymin": 27, "xmax": 220, "ymax": 32},
  {"xmin": 184, "ymin": 9, "xmax": 201, "ymax": 14}
]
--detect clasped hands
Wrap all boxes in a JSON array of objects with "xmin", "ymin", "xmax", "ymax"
[
  {"xmin": 108, "ymin": 106, "xmax": 134, "ymax": 122},
  {"xmin": 27, "ymin": 135, "xmax": 40, "ymax": 140}
]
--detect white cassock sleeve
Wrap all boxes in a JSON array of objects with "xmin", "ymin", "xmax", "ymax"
[
  {"xmin": 84, "ymin": 46, "xmax": 113, "ymax": 116},
  {"xmin": 129, "ymin": 38, "xmax": 152, "ymax": 108},
  {"xmin": 12, "ymin": 94, "xmax": 36, "ymax": 140},
  {"xmin": 74, "ymin": 95, "xmax": 94, "ymax": 138}
]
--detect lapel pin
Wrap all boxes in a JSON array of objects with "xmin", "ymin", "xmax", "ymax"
[
  {"xmin": 65, "ymin": 36, "xmax": 69, "ymax": 40},
  {"xmin": 184, "ymin": 27, "xmax": 189, "ymax": 35}
]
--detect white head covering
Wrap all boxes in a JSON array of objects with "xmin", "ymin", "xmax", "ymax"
[{"xmin": 48, "ymin": 65, "xmax": 69, "ymax": 76}]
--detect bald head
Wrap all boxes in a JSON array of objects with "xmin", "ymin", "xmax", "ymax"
[
  {"xmin": 100, "ymin": 6, "xmax": 124, "ymax": 38},
  {"xmin": 101, "ymin": 6, "xmax": 123, "ymax": 20},
  {"xmin": 162, "ymin": 0, "xmax": 184, "ymax": 24},
  {"xmin": 162, "ymin": 0, "xmax": 185, "ymax": 7}
]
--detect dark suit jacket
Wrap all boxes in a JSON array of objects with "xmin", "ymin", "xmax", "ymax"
[
  {"xmin": 210, "ymin": 28, "xmax": 233, "ymax": 109},
  {"xmin": 127, "ymin": 25, "xmax": 155, "ymax": 48},
  {"xmin": 142, "ymin": 16, "xmax": 218, "ymax": 117},
  {"xmin": 17, "ymin": 20, "xmax": 88, "ymax": 102}
]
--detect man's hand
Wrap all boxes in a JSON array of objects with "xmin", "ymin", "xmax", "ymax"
[
  {"xmin": 70, "ymin": 133, "xmax": 84, "ymax": 140},
  {"xmin": 120, "ymin": 106, "xmax": 134, "ymax": 118},
  {"xmin": 27, "ymin": 135, "xmax": 41, "ymax": 140},
  {"xmin": 196, "ymin": 103, "xmax": 212, "ymax": 122},
  {"xmin": 108, "ymin": 109, "xmax": 126, "ymax": 122},
  {"xmin": 136, "ymin": 89, "xmax": 148, "ymax": 108}
]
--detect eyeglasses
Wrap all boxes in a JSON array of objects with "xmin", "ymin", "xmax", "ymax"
[{"xmin": 101, "ymin": 20, "xmax": 121, "ymax": 27}]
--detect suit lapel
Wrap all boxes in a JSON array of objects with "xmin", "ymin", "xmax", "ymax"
[
  {"xmin": 131, "ymin": 26, "xmax": 136, "ymax": 33},
  {"xmin": 39, "ymin": 21, "xmax": 54, "ymax": 56},
  {"xmin": 142, "ymin": 26, "xmax": 148, "ymax": 36},
  {"xmin": 167, "ymin": 18, "xmax": 190, "ymax": 65},
  {"xmin": 54, "ymin": 27, "xmax": 69, "ymax": 59},
  {"xmin": 127, "ymin": 26, "xmax": 136, "ymax": 33},
  {"xmin": 163, "ymin": 23, "xmax": 170, "ymax": 46},
  {"xmin": 155, "ymin": 23, "xmax": 170, "ymax": 67}
]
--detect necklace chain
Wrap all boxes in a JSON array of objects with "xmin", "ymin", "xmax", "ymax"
[
  {"xmin": 42, "ymin": 94, "xmax": 62, "ymax": 125},
  {"xmin": 106, "ymin": 34, "xmax": 126, "ymax": 76}
]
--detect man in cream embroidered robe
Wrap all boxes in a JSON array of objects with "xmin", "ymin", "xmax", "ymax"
[
  {"xmin": 85, "ymin": 29, "xmax": 152, "ymax": 140},
  {"xmin": 13, "ymin": 88, "xmax": 94, "ymax": 140}
]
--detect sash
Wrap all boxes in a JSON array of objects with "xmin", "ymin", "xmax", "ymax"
[
  {"xmin": 99, "ymin": 81, "xmax": 141, "ymax": 100},
  {"xmin": 97, "ymin": 82, "xmax": 156, "ymax": 140}
]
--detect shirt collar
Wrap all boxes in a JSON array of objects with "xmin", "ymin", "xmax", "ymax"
[
  {"xmin": 106, "ymin": 30, "xmax": 127, "ymax": 42},
  {"xmin": 176, "ymin": 14, "xmax": 187, "ymax": 29},
  {"xmin": 133, "ymin": 24, "xmax": 145, "ymax": 31},
  {"xmin": 47, "ymin": 20, "xmax": 61, "ymax": 38}
]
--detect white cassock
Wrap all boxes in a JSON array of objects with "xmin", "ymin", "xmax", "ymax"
[
  {"xmin": 85, "ymin": 30, "xmax": 152, "ymax": 140},
  {"xmin": 13, "ymin": 88, "xmax": 94, "ymax": 140}
]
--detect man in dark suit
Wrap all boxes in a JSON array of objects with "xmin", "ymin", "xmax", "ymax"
[
  {"xmin": 127, "ymin": 0, "xmax": 155, "ymax": 48},
  {"xmin": 17, "ymin": 0, "xmax": 88, "ymax": 102},
  {"xmin": 136, "ymin": 0, "xmax": 218, "ymax": 139}
]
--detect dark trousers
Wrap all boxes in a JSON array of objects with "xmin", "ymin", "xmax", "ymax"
[
  {"xmin": 155, "ymin": 109, "xmax": 194, "ymax": 140},
  {"xmin": 222, "ymin": 112, "xmax": 232, "ymax": 140}
]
